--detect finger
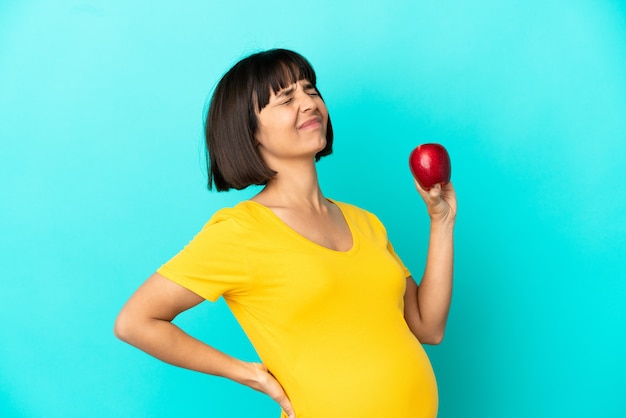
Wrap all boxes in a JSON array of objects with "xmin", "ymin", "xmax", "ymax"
[
  {"xmin": 269, "ymin": 385, "xmax": 295, "ymax": 418},
  {"xmin": 255, "ymin": 365, "xmax": 295, "ymax": 417},
  {"xmin": 442, "ymin": 181, "xmax": 454, "ymax": 191},
  {"xmin": 278, "ymin": 396, "xmax": 296, "ymax": 418},
  {"xmin": 428, "ymin": 183, "xmax": 442, "ymax": 201}
]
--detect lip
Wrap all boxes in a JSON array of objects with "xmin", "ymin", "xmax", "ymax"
[{"xmin": 298, "ymin": 116, "xmax": 323, "ymax": 130}]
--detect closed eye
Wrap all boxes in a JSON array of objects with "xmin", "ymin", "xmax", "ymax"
[{"xmin": 303, "ymin": 83, "xmax": 319, "ymax": 96}]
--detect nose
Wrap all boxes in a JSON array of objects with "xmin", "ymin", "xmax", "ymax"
[{"xmin": 298, "ymin": 90, "xmax": 317, "ymax": 113}]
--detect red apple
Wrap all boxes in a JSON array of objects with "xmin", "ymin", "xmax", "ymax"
[{"xmin": 409, "ymin": 143, "xmax": 451, "ymax": 190}]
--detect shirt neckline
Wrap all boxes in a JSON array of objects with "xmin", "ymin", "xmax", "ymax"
[{"xmin": 242, "ymin": 199, "xmax": 359, "ymax": 255}]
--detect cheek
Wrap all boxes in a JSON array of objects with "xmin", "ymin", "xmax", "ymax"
[
  {"xmin": 267, "ymin": 111, "xmax": 296, "ymax": 129},
  {"xmin": 256, "ymin": 112, "xmax": 288, "ymax": 136},
  {"xmin": 255, "ymin": 117, "xmax": 294, "ymax": 146},
  {"xmin": 318, "ymin": 101, "xmax": 329, "ymax": 121}
]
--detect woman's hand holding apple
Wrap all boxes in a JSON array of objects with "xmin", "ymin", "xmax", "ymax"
[{"xmin": 409, "ymin": 143, "xmax": 456, "ymax": 224}]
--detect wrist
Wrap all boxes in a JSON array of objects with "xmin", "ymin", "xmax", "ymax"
[
  {"xmin": 429, "ymin": 216, "xmax": 455, "ymax": 233},
  {"xmin": 235, "ymin": 361, "xmax": 268, "ymax": 391},
  {"xmin": 226, "ymin": 359, "xmax": 256, "ymax": 386}
]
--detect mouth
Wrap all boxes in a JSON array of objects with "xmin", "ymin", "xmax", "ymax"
[{"xmin": 298, "ymin": 116, "xmax": 323, "ymax": 130}]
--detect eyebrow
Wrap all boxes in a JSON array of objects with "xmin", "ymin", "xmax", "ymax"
[
  {"xmin": 275, "ymin": 86, "xmax": 296, "ymax": 99},
  {"xmin": 275, "ymin": 80, "xmax": 316, "ymax": 98}
]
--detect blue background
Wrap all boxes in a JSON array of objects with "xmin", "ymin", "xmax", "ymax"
[{"xmin": 1, "ymin": 1, "xmax": 625, "ymax": 417}]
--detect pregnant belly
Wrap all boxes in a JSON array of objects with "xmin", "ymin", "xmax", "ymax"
[{"xmin": 284, "ymin": 334, "xmax": 438, "ymax": 418}]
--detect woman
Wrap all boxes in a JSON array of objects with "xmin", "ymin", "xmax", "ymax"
[{"xmin": 114, "ymin": 48, "xmax": 456, "ymax": 418}]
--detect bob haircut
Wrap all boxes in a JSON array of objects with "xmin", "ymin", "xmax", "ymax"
[{"xmin": 205, "ymin": 48, "xmax": 334, "ymax": 191}]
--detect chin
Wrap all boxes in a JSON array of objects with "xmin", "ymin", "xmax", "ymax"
[{"xmin": 316, "ymin": 135, "xmax": 327, "ymax": 150}]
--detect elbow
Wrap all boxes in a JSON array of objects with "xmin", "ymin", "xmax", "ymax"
[
  {"xmin": 418, "ymin": 329, "xmax": 446, "ymax": 346},
  {"xmin": 422, "ymin": 333, "xmax": 444, "ymax": 346},
  {"xmin": 408, "ymin": 320, "xmax": 446, "ymax": 345},
  {"xmin": 113, "ymin": 313, "xmax": 126, "ymax": 341},
  {"xmin": 113, "ymin": 310, "xmax": 135, "ymax": 343}
]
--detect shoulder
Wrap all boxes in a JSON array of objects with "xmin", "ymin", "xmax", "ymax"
[
  {"xmin": 204, "ymin": 200, "xmax": 270, "ymax": 231},
  {"xmin": 182, "ymin": 201, "xmax": 266, "ymax": 251}
]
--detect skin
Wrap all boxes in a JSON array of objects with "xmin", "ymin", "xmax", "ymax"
[{"xmin": 114, "ymin": 79, "xmax": 456, "ymax": 418}]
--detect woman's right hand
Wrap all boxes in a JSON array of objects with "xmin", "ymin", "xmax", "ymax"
[{"xmin": 247, "ymin": 362, "xmax": 295, "ymax": 418}]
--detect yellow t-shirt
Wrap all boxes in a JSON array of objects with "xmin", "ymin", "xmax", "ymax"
[{"xmin": 158, "ymin": 200, "xmax": 438, "ymax": 418}]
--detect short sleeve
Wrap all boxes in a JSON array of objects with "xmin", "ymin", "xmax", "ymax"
[{"xmin": 157, "ymin": 217, "xmax": 250, "ymax": 302}]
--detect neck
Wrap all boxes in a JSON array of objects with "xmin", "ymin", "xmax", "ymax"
[{"xmin": 253, "ymin": 160, "xmax": 327, "ymax": 210}]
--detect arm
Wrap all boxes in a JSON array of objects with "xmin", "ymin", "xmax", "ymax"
[
  {"xmin": 114, "ymin": 272, "xmax": 295, "ymax": 418},
  {"xmin": 403, "ymin": 181, "xmax": 456, "ymax": 345}
]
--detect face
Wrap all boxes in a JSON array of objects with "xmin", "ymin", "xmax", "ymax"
[{"xmin": 254, "ymin": 79, "xmax": 329, "ymax": 168}]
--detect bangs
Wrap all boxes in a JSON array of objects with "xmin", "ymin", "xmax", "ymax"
[{"xmin": 250, "ymin": 50, "xmax": 318, "ymax": 112}]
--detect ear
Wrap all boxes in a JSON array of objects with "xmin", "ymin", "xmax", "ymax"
[
  {"xmin": 253, "ymin": 127, "xmax": 267, "ymax": 148},
  {"xmin": 253, "ymin": 132, "xmax": 263, "ymax": 147}
]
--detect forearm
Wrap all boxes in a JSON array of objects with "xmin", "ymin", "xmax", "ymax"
[
  {"xmin": 116, "ymin": 316, "xmax": 255, "ymax": 387},
  {"xmin": 416, "ymin": 220, "xmax": 454, "ymax": 340}
]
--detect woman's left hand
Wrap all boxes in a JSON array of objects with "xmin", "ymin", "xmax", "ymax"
[{"xmin": 414, "ymin": 180, "xmax": 457, "ymax": 224}]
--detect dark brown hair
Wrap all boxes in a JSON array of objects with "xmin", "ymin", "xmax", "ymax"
[{"xmin": 205, "ymin": 49, "xmax": 334, "ymax": 191}]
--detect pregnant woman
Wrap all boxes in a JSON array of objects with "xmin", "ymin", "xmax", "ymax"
[{"xmin": 114, "ymin": 48, "xmax": 456, "ymax": 418}]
